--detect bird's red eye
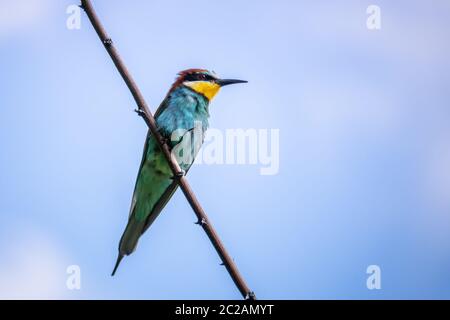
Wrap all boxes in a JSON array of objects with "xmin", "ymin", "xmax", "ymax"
[{"xmin": 199, "ymin": 74, "xmax": 206, "ymax": 80}]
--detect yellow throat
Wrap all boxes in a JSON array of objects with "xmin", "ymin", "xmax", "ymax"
[{"xmin": 184, "ymin": 81, "xmax": 221, "ymax": 100}]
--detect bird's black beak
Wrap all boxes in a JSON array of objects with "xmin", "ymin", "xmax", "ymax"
[{"xmin": 217, "ymin": 79, "xmax": 248, "ymax": 87}]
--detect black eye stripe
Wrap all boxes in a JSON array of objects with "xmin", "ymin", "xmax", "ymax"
[{"xmin": 184, "ymin": 73, "xmax": 215, "ymax": 82}]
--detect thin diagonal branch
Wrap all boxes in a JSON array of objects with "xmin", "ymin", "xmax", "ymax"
[{"xmin": 80, "ymin": 0, "xmax": 255, "ymax": 300}]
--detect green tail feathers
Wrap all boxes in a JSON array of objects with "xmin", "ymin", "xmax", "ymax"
[
  {"xmin": 111, "ymin": 253, "xmax": 123, "ymax": 276},
  {"xmin": 111, "ymin": 217, "xmax": 146, "ymax": 276}
]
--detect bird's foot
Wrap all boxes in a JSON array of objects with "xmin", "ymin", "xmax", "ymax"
[
  {"xmin": 159, "ymin": 136, "xmax": 171, "ymax": 147},
  {"xmin": 171, "ymin": 170, "xmax": 185, "ymax": 180}
]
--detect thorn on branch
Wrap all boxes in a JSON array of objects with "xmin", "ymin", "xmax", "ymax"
[
  {"xmin": 245, "ymin": 291, "xmax": 256, "ymax": 300},
  {"xmin": 103, "ymin": 38, "xmax": 113, "ymax": 46},
  {"xmin": 219, "ymin": 256, "xmax": 235, "ymax": 266},
  {"xmin": 195, "ymin": 218, "xmax": 207, "ymax": 226},
  {"xmin": 134, "ymin": 108, "xmax": 146, "ymax": 118}
]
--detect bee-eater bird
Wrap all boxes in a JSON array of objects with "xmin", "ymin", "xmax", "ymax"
[{"xmin": 112, "ymin": 69, "xmax": 247, "ymax": 275}]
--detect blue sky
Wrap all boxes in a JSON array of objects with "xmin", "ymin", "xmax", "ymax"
[{"xmin": 1, "ymin": 0, "xmax": 450, "ymax": 299}]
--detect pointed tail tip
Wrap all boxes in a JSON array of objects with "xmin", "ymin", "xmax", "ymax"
[{"xmin": 111, "ymin": 253, "xmax": 124, "ymax": 276}]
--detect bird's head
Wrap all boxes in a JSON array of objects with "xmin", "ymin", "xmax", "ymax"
[{"xmin": 170, "ymin": 69, "xmax": 247, "ymax": 101}]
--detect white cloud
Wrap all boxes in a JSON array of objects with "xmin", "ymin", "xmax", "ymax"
[
  {"xmin": 0, "ymin": 225, "xmax": 70, "ymax": 299},
  {"xmin": 298, "ymin": 77, "xmax": 400, "ymax": 143},
  {"xmin": 415, "ymin": 129, "xmax": 450, "ymax": 249},
  {"xmin": 299, "ymin": 2, "xmax": 450, "ymax": 65},
  {"xmin": 424, "ymin": 133, "xmax": 450, "ymax": 211},
  {"xmin": 0, "ymin": 0, "xmax": 50, "ymax": 36}
]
